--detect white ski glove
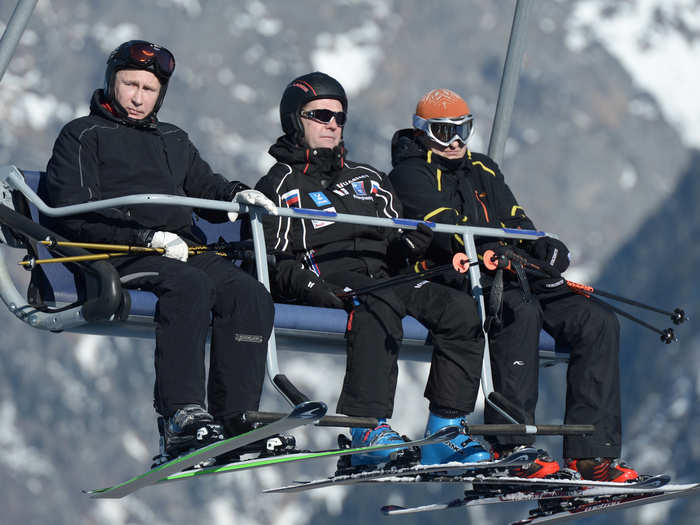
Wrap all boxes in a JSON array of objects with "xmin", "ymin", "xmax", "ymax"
[
  {"xmin": 149, "ymin": 231, "xmax": 189, "ymax": 262},
  {"xmin": 228, "ymin": 189, "xmax": 278, "ymax": 222}
]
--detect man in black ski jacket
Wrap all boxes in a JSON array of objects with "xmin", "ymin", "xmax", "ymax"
[
  {"xmin": 389, "ymin": 88, "xmax": 639, "ymax": 482},
  {"xmin": 45, "ymin": 40, "xmax": 277, "ymax": 462},
  {"xmin": 255, "ymin": 72, "xmax": 490, "ymax": 468}
]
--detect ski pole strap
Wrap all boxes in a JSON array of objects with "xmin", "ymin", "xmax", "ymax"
[
  {"xmin": 484, "ymin": 268, "xmax": 504, "ymax": 333},
  {"xmin": 511, "ymin": 259, "xmax": 532, "ymax": 302}
]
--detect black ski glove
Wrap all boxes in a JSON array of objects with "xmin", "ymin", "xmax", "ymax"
[
  {"xmin": 530, "ymin": 275, "xmax": 568, "ymax": 295},
  {"xmin": 401, "ymin": 222, "xmax": 433, "ymax": 261},
  {"xmin": 402, "ymin": 223, "xmax": 434, "ymax": 258},
  {"xmin": 387, "ymin": 223, "xmax": 434, "ymax": 269},
  {"xmin": 531, "ymin": 237, "xmax": 570, "ymax": 273},
  {"xmin": 301, "ymin": 276, "xmax": 344, "ymax": 309}
]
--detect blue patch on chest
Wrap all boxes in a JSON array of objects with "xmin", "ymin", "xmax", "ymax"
[{"xmin": 308, "ymin": 191, "xmax": 332, "ymax": 207}]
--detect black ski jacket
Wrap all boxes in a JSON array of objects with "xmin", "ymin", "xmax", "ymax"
[
  {"xmin": 45, "ymin": 90, "xmax": 247, "ymax": 246},
  {"xmin": 255, "ymin": 135, "xmax": 403, "ymax": 299},
  {"xmin": 388, "ymin": 129, "xmax": 535, "ymax": 268}
]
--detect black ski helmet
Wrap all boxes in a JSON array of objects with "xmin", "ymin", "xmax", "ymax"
[
  {"xmin": 104, "ymin": 40, "xmax": 176, "ymax": 118},
  {"xmin": 279, "ymin": 72, "xmax": 348, "ymax": 143}
]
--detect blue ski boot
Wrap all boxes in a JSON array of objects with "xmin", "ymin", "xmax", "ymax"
[
  {"xmin": 349, "ymin": 419, "xmax": 406, "ymax": 467},
  {"xmin": 420, "ymin": 413, "xmax": 490, "ymax": 465}
]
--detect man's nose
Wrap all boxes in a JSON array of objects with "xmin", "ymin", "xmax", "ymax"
[{"xmin": 132, "ymin": 88, "xmax": 143, "ymax": 105}]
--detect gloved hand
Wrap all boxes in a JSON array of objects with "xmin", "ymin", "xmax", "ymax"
[
  {"xmin": 149, "ymin": 231, "xmax": 189, "ymax": 262},
  {"xmin": 480, "ymin": 242, "xmax": 530, "ymax": 270},
  {"xmin": 302, "ymin": 277, "xmax": 344, "ymax": 309},
  {"xmin": 401, "ymin": 223, "xmax": 434, "ymax": 259},
  {"xmin": 530, "ymin": 276, "xmax": 568, "ymax": 295},
  {"xmin": 228, "ymin": 189, "xmax": 278, "ymax": 222},
  {"xmin": 531, "ymin": 236, "xmax": 570, "ymax": 273}
]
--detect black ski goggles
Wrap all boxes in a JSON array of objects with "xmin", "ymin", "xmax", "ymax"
[
  {"xmin": 122, "ymin": 42, "xmax": 175, "ymax": 80},
  {"xmin": 300, "ymin": 109, "xmax": 347, "ymax": 126},
  {"xmin": 413, "ymin": 114, "xmax": 475, "ymax": 147}
]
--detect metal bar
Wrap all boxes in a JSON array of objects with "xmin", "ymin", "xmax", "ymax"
[
  {"xmin": 463, "ymin": 232, "xmax": 518, "ymax": 424},
  {"xmin": 0, "ymin": 0, "xmax": 38, "ymax": 84},
  {"xmin": 1, "ymin": 166, "xmax": 549, "ymax": 242},
  {"xmin": 243, "ymin": 410, "xmax": 594, "ymax": 435},
  {"xmin": 248, "ymin": 209, "xmax": 293, "ymax": 405},
  {"xmin": 487, "ymin": 0, "xmax": 533, "ymax": 164}
]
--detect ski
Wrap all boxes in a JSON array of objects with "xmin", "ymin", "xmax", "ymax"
[
  {"xmin": 511, "ymin": 481, "xmax": 700, "ymax": 524},
  {"xmin": 474, "ymin": 473, "xmax": 671, "ymax": 491},
  {"xmin": 380, "ymin": 474, "xmax": 672, "ymax": 516},
  {"xmin": 84, "ymin": 400, "xmax": 327, "ymax": 499},
  {"xmin": 264, "ymin": 447, "xmax": 539, "ymax": 494},
  {"xmin": 161, "ymin": 425, "xmax": 460, "ymax": 483}
]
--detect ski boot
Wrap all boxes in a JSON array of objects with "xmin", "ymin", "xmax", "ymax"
[
  {"xmin": 152, "ymin": 404, "xmax": 224, "ymax": 467},
  {"xmin": 493, "ymin": 445, "xmax": 560, "ymax": 478},
  {"xmin": 348, "ymin": 419, "xmax": 407, "ymax": 467},
  {"xmin": 420, "ymin": 413, "xmax": 490, "ymax": 465},
  {"xmin": 565, "ymin": 457, "xmax": 639, "ymax": 482}
]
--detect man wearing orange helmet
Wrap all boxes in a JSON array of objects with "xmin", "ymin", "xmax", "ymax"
[{"xmin": 389, "ymin": 88, "xmax": 639, "ymax": 482}]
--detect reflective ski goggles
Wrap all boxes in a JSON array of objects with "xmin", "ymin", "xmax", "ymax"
[
  {"xmin": 123, "ymin": 42, "xmax": 176, "ymax": 80},
  {"xmin": 300, "ymin": 109, "xmax": 347, "ymax": 126},
  {"xmin": 413, "ymin": 114, "xmax": 475, "ymax": 147}
]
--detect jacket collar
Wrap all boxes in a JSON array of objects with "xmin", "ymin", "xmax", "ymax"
[
  {"xmin": 268, "ymin": 134, "xmax": 346, "ymax": 176},
  {"xmin": 89, "ymin": 89, "xmax": 159, "ymax": 130}
]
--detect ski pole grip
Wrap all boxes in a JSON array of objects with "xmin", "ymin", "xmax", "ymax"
[{"xmin": 273, "ymin": 374, "xmax": 310, "ymax": 405}]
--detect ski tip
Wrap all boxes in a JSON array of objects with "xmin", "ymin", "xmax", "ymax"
[
  {"xmin": 290, "ymin": 400, "xmax": 328, "ymax": 420},
  {"xmin": 641, "ymin": 474, "xmax": 671, "ymax": 488},
  {"xmin": 381, "ymin": 505, "xmax": 405, "ymax": 515}
]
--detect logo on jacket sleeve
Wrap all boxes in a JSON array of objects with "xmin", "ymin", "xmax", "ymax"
[
  {"xmin": 370, "ymin": 180, "xmax": 380, "ymax": 194},
  {"xmin": 281, "ymin": 188, "xmax": 300, "ymax": 207},
  {"xmin": 351, "ymin": 181, "xmax": 367, "ymax": 196},
  {"xmin": 308, "ymin": 191, "xmax": 332, "ymax": 207}
]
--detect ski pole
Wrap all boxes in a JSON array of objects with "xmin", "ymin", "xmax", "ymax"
[
  {"xmin": 23, "ymin": 238, "xmax": 271, "ymax": 267},
  {"xmin": 483, "ymin": 249, "xmax": 686, "ymax": 343},
  {"xmin": 19, "ymin": 252, "xmax": 129, "ymax": 268},
  {"xmin": 39, "ymin": 239, "xmax": 165, "ymax": 254},
  {"xmin": 483, "ymin": 248, "xmax": 689, "ymax": 325},
  {"xmin": 588, "ymin": 295, "xmax": 678, "ymax": 344},
  {"xmin": 336, "ymin": 253, "xmax": 476, "ymax": 299}
]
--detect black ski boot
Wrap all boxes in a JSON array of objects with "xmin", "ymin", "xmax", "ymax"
[{"xmin": 152, "ymin": 405, "xmax": 224, "ymax": 467}]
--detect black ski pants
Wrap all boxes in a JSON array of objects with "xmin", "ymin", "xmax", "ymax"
[
  {"xmin": 114, "ymin": 253, "xmax": 274, "ymax": 419},
  {"xmin": 485, "ymin": 288, "xmax": 622, "ymax": 459},
  {"xmin": 322, "ymin": 271, "xmax": 485, "ymax": 419}
]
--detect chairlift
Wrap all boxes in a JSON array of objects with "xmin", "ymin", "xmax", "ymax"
[{"xmin": 0, "ymin": 1, "xmax": 570, "ymax": 425}]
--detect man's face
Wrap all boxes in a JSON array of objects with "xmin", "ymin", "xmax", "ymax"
[
  {"xmin": 430, "ymin": 138, "xmax": 468, "ymax": 160},
  {"xmin": 114, "ymin": 69, "xmax": 161, "ymax": 120},
  {"xmin": 300, "ymin": 98, "xmax": 343, "ymax": 149}
]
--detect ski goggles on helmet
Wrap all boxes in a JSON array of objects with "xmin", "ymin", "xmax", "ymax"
[
  {"xmin": 300, "ymin": 109, "xmax": 347, "ymax": 126},
  {"xmin": 121, "ymin": 42, "xmax": 175, "ymax": 81},
  {"xmin": 413, "ymin": 114, "xmax": 475, "ymax": 147}
]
